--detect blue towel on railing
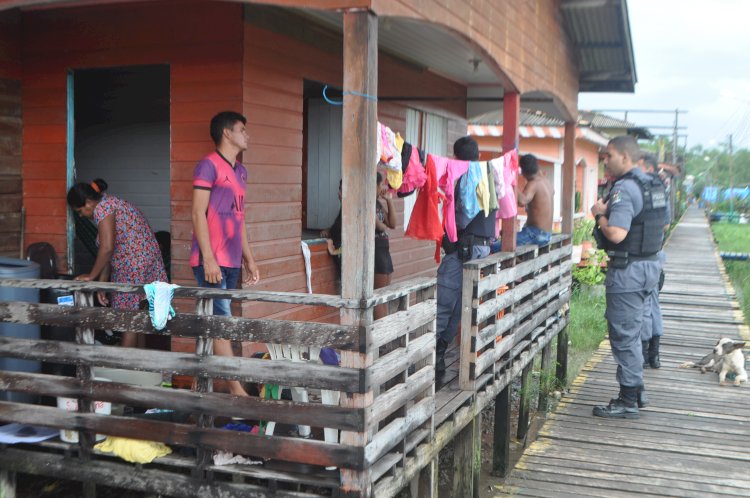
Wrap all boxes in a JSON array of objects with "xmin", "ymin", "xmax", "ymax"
[{"xmin": 144, "ymin": 282, "xmax": 179, "ymax": 331}]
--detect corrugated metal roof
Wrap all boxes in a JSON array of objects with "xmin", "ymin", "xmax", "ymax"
[
  {"xmin": 561, "ymin": 0, "xmax": 637, "ymax": 92},
  {"xmin": 472, "ymin": 109, "xmax": 565, "ymax": 127}
]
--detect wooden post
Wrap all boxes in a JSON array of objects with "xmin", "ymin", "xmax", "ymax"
[
  {"xmin": 472, "ymin": 411, "xmax": 482, "ymax": 498},
  {"xmin": 538, "ymin": 342, "xmax": 552, "ymax": 412},
  {"xmin": 415, "ymin": 458, "xmax": 438, "ymax": 498},
  {"xmin": 194, "ymin": 298, "xmax": 214, "ymax": 477},
  {"xmin": 561, "ymin": 120, "xmax": 576, "ymax": 235},
  {"xmin": 74, "ymin": 290, "xmax": 96, "ymax": 498},
  {"xmin": 501, "ymin": 91, "xmax": 520, "ymax": 253},
  {"xmin": 452, "ymin": 414, "xmax": 478, "ymax": 498},
  {"xmin": 556, "ymin": 326, "xmax": 569, "ymax": 389},
  {"xmin": 492, "ymin": 384, "xmax": 512, "ymax": 477},
  {"xmin": 516, "ymin": 363, "xmax": 532, "ymax": 441},
  {"xmin": 459, "ymin": 265, "xmax": 480, "ymax": 390},
  {"xmin": 339, "ymin": 8, "xmax": 378, "ymax": 497}
]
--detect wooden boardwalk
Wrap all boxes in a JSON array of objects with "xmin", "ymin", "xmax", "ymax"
[{"xmin": 499, "ymin": 205, "xmax": 750, "ymax": 497}]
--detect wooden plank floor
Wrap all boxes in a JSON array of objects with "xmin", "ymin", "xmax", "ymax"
[{"xmin": 498, "ymin": 205, "xmax": 750, "ymax": 497}]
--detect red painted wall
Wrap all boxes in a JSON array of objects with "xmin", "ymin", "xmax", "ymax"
[{"xmin": 21, "ymin": 1, "xmax": 244, "ymax": 272}]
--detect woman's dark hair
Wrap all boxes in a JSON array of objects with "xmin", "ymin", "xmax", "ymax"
[
  {"xmin": 376, "ymin": 172, "xmax": 383, "ymax": 185},
  {"xmin": 67, "ymin": 178, "xmax": 108, "ymax": 208}
]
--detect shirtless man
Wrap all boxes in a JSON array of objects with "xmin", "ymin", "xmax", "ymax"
[{"xmin": 516, "ymin": 153, "xmax": 553, "ymax": 246}]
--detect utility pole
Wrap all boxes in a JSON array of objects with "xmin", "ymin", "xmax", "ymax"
[
  {"xmin": 672, "ymin": 109, "xmax": 679, "ymax": 164},
  {"xmin": 729, "ymin": 134, "xmax": 734, "ymax": 219}
]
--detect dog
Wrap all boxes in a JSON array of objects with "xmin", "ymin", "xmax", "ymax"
[{"xmin": 679, "ymin": 338, "xmax": 747, "ymax": 386}]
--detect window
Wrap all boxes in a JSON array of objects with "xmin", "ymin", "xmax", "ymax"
[{"xmin": 402, "ymin": 109, "xmax": 447, "ymax": 230}]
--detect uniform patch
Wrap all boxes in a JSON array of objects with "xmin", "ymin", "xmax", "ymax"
[{"xmin": 610, "ymin": 190, "xmax": 623, "ymax": 205}]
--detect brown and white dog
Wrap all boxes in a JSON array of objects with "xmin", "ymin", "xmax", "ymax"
[{"xmin": 679, "ymin": 338, "xmax": 748, "ymax": 386}]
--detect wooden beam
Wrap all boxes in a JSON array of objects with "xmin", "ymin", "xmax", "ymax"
[
  {"xmin": 492, "ymin": 384, "xmax": 512, "ymax": 477},
  {"xmin": 340, "ymin": 8, "xmax": 378, "ymax": 497},
  {"xmin": 561, "ymin": 120, "xmax": 576, "ymax": 235},
  {"xmin": 74, "ymin": 290, "xmax": 96, "ymax": 498},
  {"xmin": 501, "ymin": 91, "xmax": 520, "ymax": 253},
  {"xmin": 516, "ymin": 363, "xmax": 532, "ymax": 441},
  {"xmin": 556, "ymin": 325, "xmax": 570, "ymax": 388},
  {"xmin": 0, "ymin": 301, "xmax": 360, "ymax": 350}
]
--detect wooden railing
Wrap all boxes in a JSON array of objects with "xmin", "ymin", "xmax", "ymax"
[
  {"xmin": 0, "ymin": 237, "xmax": 571, "ymax": 497},
  {"xmin": 0, "ymin": 276, "xmax": 435, "ymax": 497}
]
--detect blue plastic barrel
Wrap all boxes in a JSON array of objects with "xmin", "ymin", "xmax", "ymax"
[{"xmin": 0, "ymin": 257, "xmax": 41, "ymax": 403}]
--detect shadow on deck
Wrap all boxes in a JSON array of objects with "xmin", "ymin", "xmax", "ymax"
[{"xmin": 498, "ymin": 205, "xmax": 750, "ymax": 497}]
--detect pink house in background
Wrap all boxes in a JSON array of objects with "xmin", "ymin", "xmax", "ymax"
[{"xmin": 469, "ymin": 110, "xmax": 609, "ymax": 231}]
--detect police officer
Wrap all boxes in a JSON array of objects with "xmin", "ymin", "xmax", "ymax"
[
  {"xmin": 435, "ymin": 136, "xmax": 495, "ymax": 376},
  {"xmin": 590, "ymin": 136, "xmax": 666, "ymax": 419},
  {"xmin": 638, "ymin": 153, "xmax": 670, "ymax": 370}
]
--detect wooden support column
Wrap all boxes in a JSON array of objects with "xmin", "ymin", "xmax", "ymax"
[
  {"xmin": 492, "ymin": 384, "xmax": 512, "ymax": 477},
  {"xmin": 0, "ymin": 469, "xmax": 15, "ymax": 498},
  {"xmin": 538, "ymin": 342, "xmax": 553, "ymax": 412},
  {"xmin": 74, "ymin": 291, "xmax": 96, "ymax": 498},
  {"xmin": 516, "ymin": 363, "xmax": 532, "ymax": 441},
  {"xmin": 556, "ymin": 326, "xmax": 569, "ymax": 389},
  {"xmin": 561, "ymin": 120, "xmax": 576, "ymax": 235},
  {"xmin": 501, "ymin": 91, "xmax": 520, "ymax": 253},
  {"xmin": 452, "ymin": 413, "xmax": 481, "ymax": 498},
  {"xmin": 339, "ymin": 8, "xmax": 378, "ymax": 498}
]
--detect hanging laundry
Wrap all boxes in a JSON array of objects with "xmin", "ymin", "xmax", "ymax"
[
  {"xmin": 475, "ymin": 161, "xmax": 491, "ymax": 216},
  {"xmin": 398, "ymin": 146, "xmax": 427, "ymax": 195},
  {"xmin": 377, "ymin": 123, "xmax": 402, "ymax": 171},
  {"xmin": 386, "ymin": 168, "xmax": 403, "ymax": 190},
  {"xmin": 405, "ymin": 154, "xmax": 444, "ymax": 261},
  {"xmin": 436, "ymin": 156, "xmax": 469, "ymax": 243},
  {"xmin": 497, "ymin": 149, "xmax": 519, "ymax": 219},
  {"xmin": 395, "ymin": 132, "xmax": 404, "ymax": 153},
  {"xmin": 143, "ymin": 282, "xmax": 179, "ymax": 331},
  {"xmin": 489, "ymin": 156, "xmax": 506, "ymax": 201},
  {"xmin": 486, "ymin": 162, "xmax": 499, "ymax": 211},
  {"xmin": 455, "ymin": 161, "xmax": 482, "ymax": 230}
]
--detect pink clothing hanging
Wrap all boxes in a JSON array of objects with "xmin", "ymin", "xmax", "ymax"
[
  {"xmin": 437, "ymin": 157, "xmax": 470, "ymax": 243},
  {"xmin": 398, "ymin": 147, "xmax": 427, "ymax": 193},
  {"xmin": 497, "ymin": 149, "xmax": 519, "ymax": 219}
]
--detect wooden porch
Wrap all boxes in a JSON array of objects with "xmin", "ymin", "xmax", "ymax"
[
  {"xmin": 0, "ymin": 235, "xmax": 570, "ymax": 497},
  {"xmin": 499, "ymin": 205, "xmax": 750, "ymax": 497}
]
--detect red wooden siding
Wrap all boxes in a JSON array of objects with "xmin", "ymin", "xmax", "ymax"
[{"xmin": 21, "ymin": 1, "xmax": 244, "ymax": 274}]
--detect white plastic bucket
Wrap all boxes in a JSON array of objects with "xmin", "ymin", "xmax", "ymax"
[{"xmin": 57, "ymin": 377, "xmax": 111, "ymax": 443}]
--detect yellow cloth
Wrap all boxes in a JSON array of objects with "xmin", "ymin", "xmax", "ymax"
[
  {"xmin": 95, "ymin": 436, "xmax": 172, "ymax": 464},
  {"xmin": 476, "ymin": 161, "xmax": 491, "ymax": 216},
  {"xmin": 395, "ymin": 132, "xmax": 405, "ymax": 153},
  {"xmin": 387, "ymin": 168, "xmax": 404, "ymax": 190}
]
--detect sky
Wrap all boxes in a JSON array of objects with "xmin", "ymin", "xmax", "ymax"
[{"xmin": 578, "ymin": 0, "xmax": 750, "ymax": 151}]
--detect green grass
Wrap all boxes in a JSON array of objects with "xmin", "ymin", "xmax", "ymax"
[
  {"xmin": 711, "ymin": 222, "xmax": 750, "ymax": 328},
  {"xmin": 565, "ymin": 287, "xmax": 608, "ymax": 385}
]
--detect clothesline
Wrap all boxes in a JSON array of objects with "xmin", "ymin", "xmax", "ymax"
[{"xmin": 376, "ymin": 121, "xmax": 520, "ymax": 258}]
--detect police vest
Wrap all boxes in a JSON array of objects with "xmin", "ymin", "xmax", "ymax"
[{"xmin": 604, "ymin": 170, "xmax": 667, "ymax": 257}]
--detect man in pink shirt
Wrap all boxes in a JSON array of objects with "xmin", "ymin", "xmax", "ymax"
[{"xmin": 191, "ymin": 111, "xmax": 260, "ymax": 397}]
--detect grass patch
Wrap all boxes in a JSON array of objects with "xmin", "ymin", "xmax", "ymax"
[
  {"xmin": 565, "ymin": 286, "xmax": 608, "ymax": 385},
  {"xmin": 711, "ymin": 222, "xmax": 750, "ymax": 328}
]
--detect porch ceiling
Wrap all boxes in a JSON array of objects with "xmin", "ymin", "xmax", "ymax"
[
  {"xmin": 300, "ymin": 9, "xmax": 502, "ymax": 88},
  {"xmin": 561, "ymin": 0, "xmax": 637, "ymax": 93}
]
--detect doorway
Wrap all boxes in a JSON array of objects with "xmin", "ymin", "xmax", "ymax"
[{"xmin": 69, "ymin": 65, "xmax": 170, "ymax": 274}]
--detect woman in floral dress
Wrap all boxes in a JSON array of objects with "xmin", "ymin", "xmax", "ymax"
[{"xmin": 67, "ymin": 178, "xmax": 167, "ymax": 347}]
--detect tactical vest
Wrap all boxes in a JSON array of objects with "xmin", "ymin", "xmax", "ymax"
[{"xmin": 604, "ymin": 170, "xmax": 667, "ymax": 257}]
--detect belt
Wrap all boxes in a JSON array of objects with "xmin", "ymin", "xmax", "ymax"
[
  {"xmin": 628, "ymin": 254, "xmax": 659, "ymax": 262},
  {"xmin": 472, "ymin": 237, "xmax": 491, "ymax": 247}
]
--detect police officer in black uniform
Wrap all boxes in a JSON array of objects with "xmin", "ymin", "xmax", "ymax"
[{"xmin": 591, "ymin": 136, "xmax": 667, "ymax": 419}]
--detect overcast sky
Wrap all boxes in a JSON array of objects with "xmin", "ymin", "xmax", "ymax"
[{"xmin": 578, "ymin": 0, "xmax": 750, "ymax": 150}]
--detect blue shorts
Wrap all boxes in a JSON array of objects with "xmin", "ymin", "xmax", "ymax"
[
  {"xmin": 516, "ymin": 225, "xmax": 551, "ymax": 247},
  {"xmin": 192, "ymin": 265, "xmax": 241, "ymax": 316}
]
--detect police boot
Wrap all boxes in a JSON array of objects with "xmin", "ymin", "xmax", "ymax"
[
  {"xmin": 435, "ymin": 338, "xmax": 448, "ymax": 375},
  {"xmin": 648, "ymin": 336, "xmax": 661, "ymax": 369},
  {"xmin": 592, "ymin": 386, "xmax": 640, "ymax": 419},
  {"xmin": 642, "ymin": 341, "xmax": 650, "ymax": 368},
  {"xmin": 637, "ymin": 387, "xmax": 649, "ymax": 408}
]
